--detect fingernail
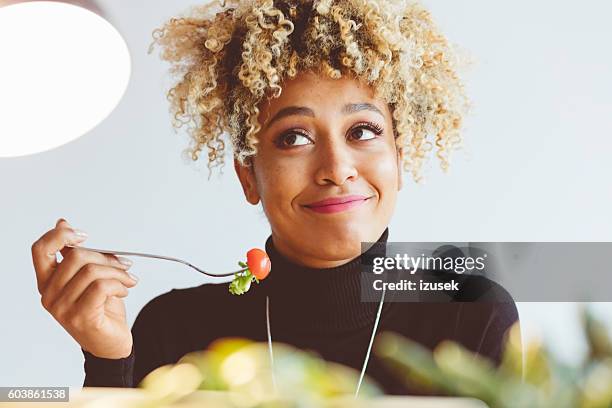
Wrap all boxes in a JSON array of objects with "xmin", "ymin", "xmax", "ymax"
[
  {"xmin": 72, "ymin": 229, "xmax": 88, "ymax": 239},
  {"xmin": 128, "ymin": 272, "xmax": 139, "ymax": 282},
  {"xmin": 56, "ymin": 218, "xmax": 67, "ymax": 227},
  {"xmin": 117, "ymin": 256, "xmax": 133, "ymax": 267}
]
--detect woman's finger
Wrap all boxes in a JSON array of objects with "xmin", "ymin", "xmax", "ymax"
[
  {"xmin": 75, "ymin": 279, "xmax": 129, "ymax": 313},
  {"xmin": 47, "ymin": 264, "xmax": 138, "ymax": 315},
  {"xmin": 61, "ymin": 264, "xmax": 137, "ymax": 306},
  {"xmin": 57, "ymin": 218, "xmax": 78, "ymax": 259},
  {"xmin": 43, "ymin": 248, "xmax": 132, "ymax": 307},
  {"xmin": 31, "ymin": 221, "xmax": 88, "ymax": 293}
]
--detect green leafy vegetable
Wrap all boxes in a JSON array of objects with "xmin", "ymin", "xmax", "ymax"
[
  {"xmin": 228, "ymin": 271, "xmax": 254, "ymax": 295},
  {"xmin": 229, "ymin": 259, "xmax": 262, "ymax": 295},
  {"xmin": 229, "ymin": 252, "xmax": 270, "ymax": 295}
]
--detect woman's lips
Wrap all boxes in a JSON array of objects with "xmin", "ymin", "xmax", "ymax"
[{"xmin": 303, "ymin": 195, "xmax": 372, "ymax": 214}]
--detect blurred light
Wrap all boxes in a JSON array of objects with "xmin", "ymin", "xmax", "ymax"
[
  {"xmin": 222, "ymin": 352, "xmax": 257, "ymax": 386},
  {"xmin": 0, "ymin": 1, "xmax": 131, "ymax": 158}
]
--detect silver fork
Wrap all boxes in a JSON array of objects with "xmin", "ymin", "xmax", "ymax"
[{"xmin": 66, "ymin": 245, "xmax": 248, "ymax": 278}]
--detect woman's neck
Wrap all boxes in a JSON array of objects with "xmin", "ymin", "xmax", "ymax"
[{"xmin": 260, "ymin": 226, "xmax": 391, "ymax": 332}]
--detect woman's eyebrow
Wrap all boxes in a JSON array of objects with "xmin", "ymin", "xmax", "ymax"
[
  {"xmin": 341, "ymin": 102, "xmax": 384, "ymax": 117},
  {"xmin": 264, "ymin": 102, "xmax": 384, "ymax": 130},
  {"xmin": 264, "ymin": 106, "xmax": 315, "ymax": 130}
]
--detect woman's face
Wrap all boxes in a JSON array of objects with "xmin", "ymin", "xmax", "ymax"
[{"xmin": 235, "ymin": 71, "xmax": 402, "ymax": 268}]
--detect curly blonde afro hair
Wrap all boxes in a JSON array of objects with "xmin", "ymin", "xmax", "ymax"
[{"xmin": 150, "ymin": 0, "xmax": 469, "ymax": 182}]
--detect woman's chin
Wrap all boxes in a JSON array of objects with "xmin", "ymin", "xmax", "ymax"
[
  {"xmin": 317, "ymin": 220, "xmax": 378, "ymax": 240},
  {"xmin": 303, "ymin": 244, "xmax": 362, "ymax": 265},
  {"xmin": 300, "ymin": 226, "xmax": 377, "ymax": 260}
]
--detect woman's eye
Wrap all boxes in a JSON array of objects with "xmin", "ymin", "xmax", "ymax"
[
  {"xmin": 276, "ymin": 132, "xmax": 312, "ymax": 148},
  {"xmin": 349, "ymin": 124, "xmax": 383, "ymax": 141}
]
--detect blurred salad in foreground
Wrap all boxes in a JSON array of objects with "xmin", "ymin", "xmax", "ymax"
[
  {"xmin": 137, "ymin": 338, "xmax": 381, "ymax": 408},
  {"xmin": 78, "ymin": 306, "xmax": 612, "ymax": 407}
]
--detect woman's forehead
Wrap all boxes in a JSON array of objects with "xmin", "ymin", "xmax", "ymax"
[{"xmin": 257, "ymin": 72, "xmax": 388, "ymax": 124}]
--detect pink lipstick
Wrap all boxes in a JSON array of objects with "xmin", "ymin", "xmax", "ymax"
[{"xmin": 303, "ymin": 195, "xmax": 371, "ymax": 214}]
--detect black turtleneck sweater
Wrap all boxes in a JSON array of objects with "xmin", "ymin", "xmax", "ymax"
[{"xmin": 82, "ymin": 228, "xmax": 520, "ymax": 395}]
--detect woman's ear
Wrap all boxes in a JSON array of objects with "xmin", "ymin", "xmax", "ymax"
[
  {"xmin": 396, "ymin": 147, "xmax": 404, "ymax": 191},
  {"xmin": 234, "ymin": 158, "xmax": 261, "ymax": 205}
]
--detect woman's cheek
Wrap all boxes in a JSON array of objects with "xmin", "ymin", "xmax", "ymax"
[
  {"xmin": 259, "ymin": 160, "xmax": 304, "ymax": 211},
  {"xmin": 364, "ymin": 151, "xmax": 399, "ymax": 189}
]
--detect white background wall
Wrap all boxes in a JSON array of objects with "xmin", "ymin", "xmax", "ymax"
[{"xmin": 1, "ymin": 0, "xmax": 611, "ymax": 386}]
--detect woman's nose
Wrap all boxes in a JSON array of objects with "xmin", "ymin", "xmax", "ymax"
[{"xmin": 314, "ymin": 139, "xmax": 358, "ymax": 186}]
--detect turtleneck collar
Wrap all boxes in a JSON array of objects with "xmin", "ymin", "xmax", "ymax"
[{"xmin": 260, "ymin": 227, "xmax": 390, "ymax": 333}]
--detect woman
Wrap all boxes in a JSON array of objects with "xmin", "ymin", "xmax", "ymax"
[{"xmin": 31, "ymin": 0, "xmax": 519, "ymax": 395}]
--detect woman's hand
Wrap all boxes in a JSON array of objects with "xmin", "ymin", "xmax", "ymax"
[{"xmin": 31, "ymin": 219, "xmax": 138, "ymax": 359}]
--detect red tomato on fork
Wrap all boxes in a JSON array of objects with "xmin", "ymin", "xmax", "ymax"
[{"xmin": 246, "ymin": 248, "xmax": 271, "ymax": 280}]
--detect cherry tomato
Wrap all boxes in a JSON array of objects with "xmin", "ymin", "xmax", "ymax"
[{"xmin": 246, "ymin": 248, "xmax": 271, "ymax": 280}]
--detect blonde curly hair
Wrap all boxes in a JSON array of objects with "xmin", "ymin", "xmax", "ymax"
[{"xmin": 149, "ymin": 0, "xmax": 469, "ymax": 182}]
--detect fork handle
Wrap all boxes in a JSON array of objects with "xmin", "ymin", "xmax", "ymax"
[
  {"xmin": 65, "ymin": 245, "xmax": 242, "ymax": 277},
  {"xmin": 66, "ymin": 244, "xmax": 186, "ymax": 263}
]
